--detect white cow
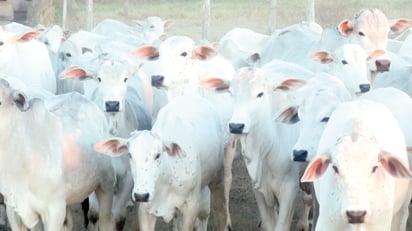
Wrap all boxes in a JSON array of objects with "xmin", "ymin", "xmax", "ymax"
[
  {"xmin": 301, "ymin": 99, "xmax": 412, "ymax": 231},
  {"xmin": 0, "ymin": 78, "xmax": 115, "ymax": 230},
  {"xmin": 217, "ymin": 27, "xmax": 270, "ymax": 69},
  {"xmin": 133, "ymin": 35, "xmax": 237, "ymax": 228},
  {"xmin": 261, "ymin": 9, "xmax": 412, "ymax": 75},
  {"xmin": 60, "ymin": 54, "xmax": 153, "ymax": 230},
  {"xmin": 93, "ymin": 17, "xmax": 172, "ymax": 46},
  {"xmin": 94, "ymin": 95, "xmax": 230, "ymax": 231},
  {"xmin": 0, "ymin": 26, "xmax": 56, "ymax": 94},
  {"xmin": 225, "ymin": 67, "xmax": 305, "ymax": 231}
]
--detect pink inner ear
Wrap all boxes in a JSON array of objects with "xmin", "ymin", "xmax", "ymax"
[
  {"xmin": 16, "ymin": 31, "xmax": 40, "ymax": 43},
  {"xmin": 273, "ymin": 78, "xmax": 307, "ymax": 92},
  {"xmin": 132, "ymin": 45, "xmax": 159, "ymax": 60},
  {"xmin": 194, "ymin": 46, "xmax": 217, "ymax": 61},
  {"xmin": 301, "ymin": 156, "xmax": 330, "ymax": 182},
  {"xmin": 166, "ymin": 143, "xmax": 182, "ymax": 157},
  {"xmin": 338, "ymin": 19, "xmax": 354, "ymax": 37},
  {"xmin": 379, "ymin": 155, "xmax": 412, "ymax": 178},
  {"xmin": 199, "ymin": 78, "xmax": 229, "ymax": 91},
  {"xmin": 62, "ymin": 68, "xmax": 87, "ymax": 79}
]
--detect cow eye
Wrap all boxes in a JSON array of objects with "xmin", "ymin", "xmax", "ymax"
[
  {"xmin": 332, "ymin": 165, "xmax": 339, "ymax": 174},
  {"xmin": 256, "ymin": 92, "xmax": 264, "ymax": 98},
  {"xmin": 0, "ymin": 41, "xmax": 3, "ymax": 46},
  {"xmin": 341, "ymin": 60, "xmax": 348, "ymax": 65},
  {"xmin": 358, "ymin": 31, "xmax": 365, "ymax": 37},
  {"xmin": 124, "ymin": 78, "xmax": 128, "ymax": 83},
  {"xmin": 321, "ymin": 117, "xmax": 329, "ymax": 122},
  {"xmin": 44, "ymin": 41, "xmax": 49, "ymax": 45},
  {"xmin": 371, "ymin": 165, "xmax": 378, "ymax": 173},
  {"xmin": 150, "ymin": 25, "xmax": 155, "ymax": 29},
  {"xmin": 181, "ymin": 52, "xmax": 187, "ymax": 57},
  {"xmin": 97, "ymin": 77, "xmax": 102, "ymax": 82},
  {"xmin": 65, "ymin": 53, "xmax": 72, "ymax": 58},
  {"xmin": 154, "ymin": 153, "xmax": 161, "ymax": 160}
]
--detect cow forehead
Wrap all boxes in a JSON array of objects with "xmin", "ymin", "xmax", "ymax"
[
  {"xmin": 129, "ymin": 131, "xmax": 163, "ymax": 159},
  {"xmin": 354, "ymin": 9, "xmax": 389, "ymax": 35},
  {"xmin": 98, "ymin": 61, "xmax": 130, "ymax": 79},
  {"xmin": 336, "ymin": 44, "xmax": 367, "ymax": 62},
  {"xmin": 333, "ymin": 134, "xmax": 380, "ymax": 169}
]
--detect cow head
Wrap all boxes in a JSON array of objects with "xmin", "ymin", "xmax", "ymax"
[
  {"xmin": 228, "ymin": 67, "xmax": 269, "ymax": 135},
  {"xmin": 311, "ymin": 44, "xmax": 371, "ymax": 97},
  {"xmin": 302, "ymin": 134, "xmax": 412, "ymax": 225},
  {"xmin": 94, "ymin": 130, "xmax": 184, "ymax": 203}
]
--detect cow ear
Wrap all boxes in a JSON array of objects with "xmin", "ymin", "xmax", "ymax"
[
  {"xmin": 199, "ymin": 77, "xmax": 230, "ymax": 92},
  {"xmin": 12, "ymin": 90, "xmax": 29, "ymax": 111},
  {"xmin": 94, "ymin": 138, "xmax": 129, "ymax": 156},
  {"xmin": 15, "ymin": 31, "xmax": 41, "ymax": 43},
  {"xmin": 275, "ymin": 106, "xmax": 299, "ymax": 124},
  {"xmin": 379, "ymin": 153, "xmax": 412, "ymax": 178},
  {"xmin": 337, "ymin": 19, "xmax": 354, "ymax": 37},
  {"xmin": 389, "ymin": 18, "xmax": 412, "ymax": 34},
  {"xmin": 60, "ymin": 66, "xmax": 92, "ymax": 80},
  {"xmin": 273, "ymin": 79, "xmax": 307, "ymax": 92},
  {"xmin": 194, "ymin": 46, "xmax": 217, "ymax": 61},
  {"xmin": 311, "ymin": 51, "xmax": 334, "ymax": 64},
  {"xmin": 132, "ymin": 45, "xmax": 159, "ymax": 61},
  {"xmin": 164, "ymin": 143, "xmax": 183, "ymax": 157},
  {"xmin": 163, "ymin": 19, "xmax": 173, "ymax": 28},
  {"xmin": 301, "ymin": 154, "xmax": 331, "ymax": 182}
]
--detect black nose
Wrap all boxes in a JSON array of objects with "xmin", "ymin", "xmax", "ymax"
[
  {"xmin": 133, "ymin": 193, "xmax": 150, "ymax": 202},
  {"xmin": 229, "ymin": 123, "xmax": 245, "ymax": 134},
  {"xmin": 375, "ymin": 59, "xmax": 390, "ymax": 72},
  {"xmin": 105, "ymin": 101, "xmax": 119, "ymax": 112},
  {"xmin": 346, "ymin": 210, "xmax": 367, "ymax": 224},
  {"xmin": 292, "ymin": 150, "xmax": 308, "ymax": 162},
  {"xmin": 359, "ymin": 84, "xmax": 371, "ymax": 93},
  {"xmin": 151, "ymin": 75, "xmax": 164, "ymax": 88}
]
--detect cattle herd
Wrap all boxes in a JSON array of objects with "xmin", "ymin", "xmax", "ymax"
[{"xmin": 0, "ymin": 7, "xmax": 412, "ymax": 231}]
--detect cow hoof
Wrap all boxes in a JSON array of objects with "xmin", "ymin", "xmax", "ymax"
[{"xmin": 115, "ymin": 217, "xmax": 126, "ymax": 231}]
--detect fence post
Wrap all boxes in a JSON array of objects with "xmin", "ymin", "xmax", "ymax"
[
  {"xmin": 202, "ymin": 0, "xmax": 210, "ymax": 41},
  {"xmin": 86, "ymin": 0, "xmax": 93, "ymax": 31}
]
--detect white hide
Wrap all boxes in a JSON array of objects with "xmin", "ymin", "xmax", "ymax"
[
  {"xmin": 302, "ymin": 99, "xmax": 412, "ymax": 231},
  {"xmin": 95, "ymin": 95, "xmax": 229, "ymax": 231},
  {"xmin": 0, "ymin": 27, "xmax": 56, "ymax": 94},
  {"xmin": 228, "ymin": 67, "xmax": 303, "ymax": 231},
  {"xmin": 0, "ymin": 79, "xmax": 115, "ymax": 231}
]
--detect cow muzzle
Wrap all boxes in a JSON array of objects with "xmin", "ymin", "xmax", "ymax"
[
  {"xmin": 105, "ymin": 101, "xmax": 120, "ymax": 112},
  {"xmin": 345, "ymin": 210, "xmax": 367, "ymax": 224},
  {"xmin": 133, "ymin": 192, "xmax": 150, "ymax": 202},
  {"xmin": 292, "ymin": 149, "xmax": 308, "ymax": 162},
  {"xmin": 375, "ymin": 59, "xmax": 390, "ymax": 73},
  {"xmin": 359, "ymin": 84, "xmax": 371, "ymax": 93},
  {"xmin": 229, "ymin": 123, "xmax": 245, "ymax": 134}
]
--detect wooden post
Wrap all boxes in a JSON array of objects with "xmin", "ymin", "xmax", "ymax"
[
  {"xmin": 201, "ymin": 0, "xmax": 210, "ymax": 41},
  {"xmin": 62, "ymin": 0, "xmax": 67, "ymax": 30},
  {"xmin": 306, "ymin": 0, "xmax": 315, "ymax": 22},
  {"xmin": 86, "ymin": 0, "xmax": 93, "ymax": 31},
  {"xmin": 269, "ymin": 0, "xmax": 277, "ymax": 33},
  {"xmin": 124, "ymin": 0, "xmax": 129, "ymax": 18}
]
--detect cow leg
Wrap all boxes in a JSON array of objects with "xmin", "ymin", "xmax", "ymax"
[
  {"xmin": 137, "ymin": 205, "xmax": 156, "ymax": 231},
  {"xmin": 0, "ymin": 194, "xmax": 8, "ymax": 230},
  {"xmin": 253, "ymin": 190, "xmax": 277, "ymax": 231},
  {"xmin": 41, "ymin": 201, "xmax": 66, "ymax": 231},
  {"xmin": 81, "ymin": 197, "xmax": 89, "ymax": 228},
  {"xmin": 275, "ymin": 180, "xmax": 298, "ymax": 231},
  {"xmin": 296, "ymin": 189, "xmax": 312, "ymax": 231},
  {"xmin": 95, "ymin": 187, "xmax": 115, "ymax": 231},
  {"xmin": 180, "ymin": 193, "xmax": 200, "ymax": 231},
  {"xmin": 63, "ymin": 207, "xmax": 73, "ymax": 231},
  {"xmin": 86, "ymin": 192, "xmax": 100, "ymax": 231},
  {"xmin": 209, "ymin": 172, "xmax": 229, "ymax": 231},
  {"xmin": 222, "ymin": 137, "xmax": 238, "ymax": 230},
  {"xmin": 112, "ymin": 168, "xmax": 135, "ymax": 231},
  {"xmin": 195, "ymin": 187, "xmax": 211, "ymax": 231},
  {"xmin": 6, "ymin": 206, "xmax": 28, "ymax": 231}
]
